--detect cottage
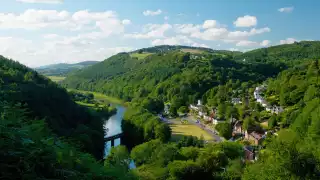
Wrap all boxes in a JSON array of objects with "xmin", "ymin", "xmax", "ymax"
[
  {"xmin": 243, "ymin": 146, "xmax": 256, "ymax": 161},
  {"xmin": 233, "ymin": 121, "xmax": 243, "ymax": 134},
  {"xmin": 245, "ymin": 131, "xmax": 266, "ymax": 145}
]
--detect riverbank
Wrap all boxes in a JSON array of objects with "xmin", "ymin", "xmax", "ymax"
[{"xmin": 67, "ymin": 88, "xmax": 124, "ymax": 105}]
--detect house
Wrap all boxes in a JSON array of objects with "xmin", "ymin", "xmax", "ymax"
[
  {"xmin": 245, "ymin": 131, "xmax": 266, "ymax": 145},
  {"xmin": 233, "ymin": 121, "xmax": 243, "ymax": 134},
  {"xmin": 212, "ymin": 118, "xmax": 225, "ymax": 125},
  {"xmin": 231, "ymin": 98, "xmax": 242, "ymax": 105},
  {"xmin": 164, "ymin": 104, "xmax": 170, "ymax": 114},
  {"xmin": 189, "ymin": 104, "xmax": 199, "ymax": 111},
  {"xmin": 243, "ymin": 146, "xmax": 256, "ymax": 161}
]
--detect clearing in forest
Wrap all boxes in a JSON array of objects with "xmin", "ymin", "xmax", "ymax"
[
  {"xmin": 130, "ymin": 53, "xmax": 153, "ymax": 60},
  {"xmin": 170, "ymin": 123, "xmax": 213, "ymax": 141}
]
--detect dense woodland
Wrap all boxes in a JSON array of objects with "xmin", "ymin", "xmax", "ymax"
[
  {"xmin": 1, "ymin": 41, "xmax": 320, "ymax": 179},
  {"xmin": 0, "ymin": 56, "xmax": 136, "ymax": 179}
]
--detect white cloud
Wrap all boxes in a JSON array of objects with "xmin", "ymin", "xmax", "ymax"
[
  {"xmin": 151, "ymin": 35, "xmax": 209, "ymax": 48},
  {"xmin": 164, "ymin": 16, "xmax": 169, "ymax": 20},
  {"xmin": 16, "ymin": 0, "xmax": 63, "ymax": 4},
  {"xmin": 233, "ymin": 15, "xmax": 257, "ymax": 27},
  {"xmin": 143, "ymin": 9, "xmax": 162, "ymax": 16},
  {"xmin": 280, "ymin": 38, "xmax": 297, "ymax": 44},
  {"xmin": 122, "ymin": 19, "xmax": 131, "ymax": 25},
  {"xmin": 125, "ymin": 23, "xmax": 172, "ymax": 39},
  {"xmin": 174, "ymin": 24, "xmax": 201, "ymax": 34},
  {"xmin": 227, "ymin": 27, "xmax": 271, "ymax": 40},
  {"xmin": 191, "ymin": 27, "xmax": 229, "ymax": 40},
  {"xmin": 43, "ymin": 34, "xmax": 60, "ymax": 39},
  {"xmin": 236, "ymin": 40, "xmax": 258, "ymax": 47},
  {"xmin": 260, "ymin": 40, "xmax": 270, "ymax": 46},
  {"xmin": 278, "ymin": 7, "xmax": 294, "ymax": 13},
  {"xmin": 229, "ymin": 48, "xmax": 239, "ymax": 51},
  {"xmin": 202, "ymin": 20, "xmax": 218, "ymax": 29}
]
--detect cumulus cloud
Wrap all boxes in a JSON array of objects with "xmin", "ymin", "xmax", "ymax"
[
  {"xmin": 236, "ymin": 40, "xmax": 258, "ymax": 47},
  {"xmin": 151, "ymin": 35, "xmax": 209, "ymax": 48},
  {"xmin": 260, "ymin": 40, "xmax": 270, "ymax": 46},
  {"xmin": 174, "ymin": 24, "xmax": 201, "ymax": 34},
  {"xmin": 164, "ymin": 16, "xmax": 169, "ymax": 20},
  {"xmin": 278, "ymin": 7, "xmax": 294, "ymax": 13},
  {"xmin": 125, "ymin": 23, "xmax": 172, "ymax": 39},
  {"xmin": 122, "ymin": 19, "xmax": 131, "ymax": 25},
  {"xmin": 233, "ymin": 15, "xmax": 257, "ymax": 27},
  {"xmin": 202, "ymin": 20, "xmax": 218, "ymax": 29},
  {"xmin": 0, "ymin": 9, "xmax": 129, "ymax": 34},
  {"xmin": 16, "ymin": 0, "xmax": 63, "ymax": 4},
  {"xmin": 280, "ymin": 38, "xmax": 296, "ymax": 44},
  {"xmin": 143, "ymin": 9, "xmax": 162, "ymax": 16}
]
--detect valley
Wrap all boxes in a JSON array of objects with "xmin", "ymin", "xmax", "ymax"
[{"xmin": 1, "ymin": 42, "xmax": 320, "ymax": 179}]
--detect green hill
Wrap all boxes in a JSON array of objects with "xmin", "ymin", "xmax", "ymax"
[
  {"xmin": 234, "ymin": 41, "xmax": 320, "ymax": 65},
  {"xmin": 62, "ymin": 47, "xmax": 281, "ymax": 106},
  {"xmin": 35, "ymin": 60, "xmax": 99, "ymax": 76},
  {"xmin": 1, "ymin": 56, "xmax": 104, "ymax": 158}
]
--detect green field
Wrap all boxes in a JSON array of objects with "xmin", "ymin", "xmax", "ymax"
[
  {"xmin": 47, "ymin": 76, "xmax": 65, "ymax": 82},
  {"xmin": 130, "ymin": 53, "xmax": 153, "ymax": 60},
  {"xmin": 169, "ymin": 122, "xmax": 213, "ymax": 141},
  {"xmin": 68, "ymin": 89, "xmax": 124, "ymax": 105}
]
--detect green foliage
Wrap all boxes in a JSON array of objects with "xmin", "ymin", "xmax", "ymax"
[
  {"xmin": 215, "ymin": 122, "xmax": 232, "ymax": 139},
  {"xmin": 0, "ymin": 102, "xmax": 136, "ymax": 180},
  {"xmin": 0, "ymin": 56, "xmax": 108, "ymax": 158},
  {"xmin": 122, "ymin": 107, "xmax": 171, "ymax": 149},
  {"xmin": 105, "ymin": 145, "xmax": 131, "ymax": 172},
  {"xmin": 178, "ymin": 106, "xmax": 188, "ymax": 113}
]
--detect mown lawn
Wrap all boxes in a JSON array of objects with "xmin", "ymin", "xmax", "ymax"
[
  {"xmin": 47, "ymin": 76, "xmax": 65, "ymax": 82},
  {"xmin": 170, "ymin": 123, "xmax": 213, "ymax": 141},
  {"xmin": 130, "ymin": 53, "xmax": 153, "ymax": 60}
]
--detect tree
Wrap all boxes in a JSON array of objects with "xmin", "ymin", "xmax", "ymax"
[
  {"xmin": 105, "ymin": 145, "xmax": 131, "ymax": 171},
  {"xmin": 215, "ymin": 122, "xmax": 232, "ymax": 139},
  {"xmin": 268, "ymin": 115, "xmax": 277, "ymax": 129},
  {"xmin": 155, "ymin": 123, "xmax": 171, "ymax": 142},
  {"xmin": 178, "ymin": 106, "xmax": 188, "ymax": 113},
  {"xmin": 169, "ymin": 105, "xmax": 178, "ymax": 117}
]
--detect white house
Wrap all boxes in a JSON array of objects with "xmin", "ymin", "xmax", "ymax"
[
  {"xmin": 232, "ymin": 98, "xmax": 242, "ymax": 105},
  {"xmin": 212, "ymin": 118, "xmax": 225, "ymax": 125}
]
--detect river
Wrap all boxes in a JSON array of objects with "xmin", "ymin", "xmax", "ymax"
[
  {"xmin": 103, "ymin": 105, "xmax": 136, "ymax": 168},
  {"xmin": 103, "ymin": 105, "xmax": 126, "ymax": 156}
]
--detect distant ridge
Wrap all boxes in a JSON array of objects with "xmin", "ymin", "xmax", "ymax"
[{"xmin": 35, "ymin": 60, "xmax": 99, "ymax": 76}]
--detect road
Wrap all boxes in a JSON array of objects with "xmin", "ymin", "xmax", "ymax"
[{"xmin": 183, "ymin": 115, "xmax": 223, "ymax": 142}]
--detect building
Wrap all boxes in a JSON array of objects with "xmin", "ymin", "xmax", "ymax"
[
  {"xmin": 231, "ymin": 98, "xmax": 242, "ymax": 105},
  {"xmin": 212, "ymin": 118, "xmax": 225, "ymax": 125},
  {"xmin": 164, "ymin": 104, "xmax": 170, "ymax": 114},
  {"xmin": 233, "ymin": 121, "xmax": 243, "ymax": 134},
  {"xmin": 243, "ymin": 146, "xmax": 257, "ymax": 161},
  {"xmin": 245, "ymin": 131, "xmax": 266, "ymax": 145}
]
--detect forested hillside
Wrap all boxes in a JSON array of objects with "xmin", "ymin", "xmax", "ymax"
[
  {"xmin": 235, "ymin": 41, "xmax": 320, "ymax": 65},
  {"xmin": 243, "ymin": 60, "xmax": 320, "ymax": 179},
  {"xmin": 35, "ymin": 61, "xmax": 99, "ymax": 76},
  {"xmin": 62, "ymin": 47, "xmax": 283, "ymax": 108},
  {"xmin": 0, "ymin": 56, "xmax": 105, "ymax": 158},
  {"xmin": 0, "ymin": 55, "xmax": 137, "ymax": 179}
]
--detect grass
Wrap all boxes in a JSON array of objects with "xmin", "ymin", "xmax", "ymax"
[
  {"xmin": 170, "ymin": 123, "xmax": 213, "ymax": 141},
  {"xmin": 47, "ymin": 76, "xmax": 65, "ymax": 82},
  {"xmin": 75, "ymin": 101, "xmax": 104, "ymax": 108},
  {"xmin": 130, "ymin": 53, "xmax": 153, "ymax": 60},
  {"xmin": 67, "ymin": 89, "xmax": 124, "ymax": 105}
]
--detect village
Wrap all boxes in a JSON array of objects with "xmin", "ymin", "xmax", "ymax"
[{"xmin": 162, "ymin": 84, "xmax": 284, "ymax": 161}]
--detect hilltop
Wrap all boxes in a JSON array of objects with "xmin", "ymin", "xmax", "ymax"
[{"xmin": 35, "ymin": 60, "xmax": 99, "ymax": 76}]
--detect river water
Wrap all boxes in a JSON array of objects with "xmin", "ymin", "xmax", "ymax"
[
  {"xmin": 103, "ymin": 105, "xmax": 126, "ymax": 156},
  {"xmin": 103, "ymin": 105, "xmax": 136, "ymax": 169}
]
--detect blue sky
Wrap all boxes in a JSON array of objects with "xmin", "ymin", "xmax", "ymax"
[{"xmin": 0, "ymin": 0, "xmax": 319, "ymax": 67}]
